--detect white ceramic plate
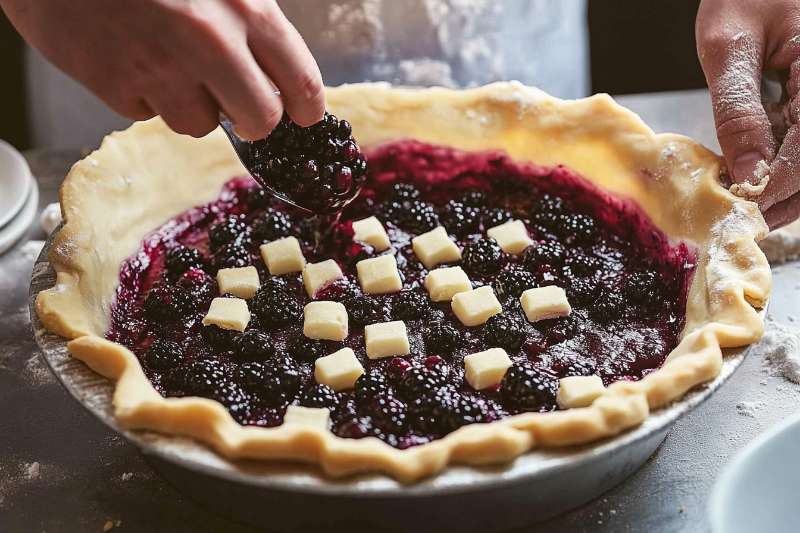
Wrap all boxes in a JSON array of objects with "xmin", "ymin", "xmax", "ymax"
[
  {"xmin": 0, "ymin": 175, "xmax": 38, "ymax": 255},
  {"xmin": 709, "ymin": 410, "xmax": 800, "ymax": 533},
  {"xmin": 0, "ymin": 139, "xmax": 33, "ymax": 229}
]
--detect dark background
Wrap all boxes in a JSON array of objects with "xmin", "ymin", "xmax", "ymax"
[{"xmin": 0, "ymin": 0, "xmax": 705, "ymax": 150}]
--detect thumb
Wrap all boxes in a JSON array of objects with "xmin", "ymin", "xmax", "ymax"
[{"xmin": 698, "ymin": 29, "xmax": 777, "ymax": 184}]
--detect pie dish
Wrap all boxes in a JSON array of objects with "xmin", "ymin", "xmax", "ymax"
[{"xmin": 36, "ymin": 82, "xmax": 771, "ymax": 482}]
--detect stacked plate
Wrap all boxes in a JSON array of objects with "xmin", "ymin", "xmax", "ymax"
[{"xmin": 0, "ymin": 139, "xmax": 38, "ymax": 255}]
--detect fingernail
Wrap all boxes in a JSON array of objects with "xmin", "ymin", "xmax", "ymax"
[{"xmin": 733, "ymin": 152, "xmax": 764, "ymax": 184}]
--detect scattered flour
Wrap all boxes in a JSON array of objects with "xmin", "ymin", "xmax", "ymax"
[
  {"xmin": 120, "ymin": 472, "xmax": 133, "ymax": 482},
  {"xmin": 23, "ymin": 462, "xmax": 40, "ymax": 480},
  {"xmin": 757, "ymin": 321, "xmax": 800, "ymax": 383}
]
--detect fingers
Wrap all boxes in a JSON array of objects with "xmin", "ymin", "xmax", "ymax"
[
  {"xmin": 145, "ymin": 84, "xmax": 220, "ymax": 138},
  {"xmin": 764, "ymin": 191, "xmax": 800, "ymax": 230},
  {"xmin": 697, "ymin": 26, "xmax": 777, "ymax": 184},
  {"xmin": 761, "ymin": 121, "xmax": 800, "ymax": 212},
  {"xmin": 246, "ymin": 5, "xmax": 325, "ymax": 127}
]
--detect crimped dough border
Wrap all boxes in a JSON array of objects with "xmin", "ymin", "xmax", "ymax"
[{"xmin": 36, "ymin": 82, "xmax": 771, "ymax": 482}]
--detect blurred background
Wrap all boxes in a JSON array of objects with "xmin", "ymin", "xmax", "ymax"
[{"xmin": 0, "ymin": 0, "xmax": 704, "ymax": 151}]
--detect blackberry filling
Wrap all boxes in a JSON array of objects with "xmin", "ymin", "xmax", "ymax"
[{"xmin": 108, "ymin": 140, "xmax": 695, "ymax": 448}]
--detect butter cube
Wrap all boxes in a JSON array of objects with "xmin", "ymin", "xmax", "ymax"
[
  {"xmin": 314, "ymin": 347, "xmax": 365, "ymax": 391},
  {"xmin": 216, "ymin": 266, "xmax": 260, "ymax": 299},
  {"xmin": 303, "ymin": 259, "xmax": 344, "ymax": 298},
  {"xmin": 451, "ymin": 286, "xmax": 502, "ymax": 326},
  {"xmin": 283, "ymin": 405, "xmax": 330, "ymax": 429},
  {"xmin": 364, "ymin": 320, "xmax": 410, "ymax": 359},
  {"xmin": 356, "ymin": 254, "xmax": 403, "ymax": 294},
  {"xmin": 303, "ymin": 301, "xmax": 349, "ymax": 341},
  {"xmin": 352, "ymin": 216, "xmax": 391, "ymax": 252},
  {"xmin": 487, "ymin": 220, "xmax": 533, "ymax": 254},
  {"xmin": 260, "ymin": 236, "xmax": 306, "ymax": 275},
  {"xmin": 201, "ymin": 297, "xmax": 250, "ymax": 332},
  {"xmin": 464, "ymin": 348, "xmax": 512, "ymax": 390},
  {"xmin": 557, "ymin": 375, "xmax": 606, "ymax": 408},
  {"xmin": 520, "ymin": 286, "xmax": 572, "ymax": 323},
  {"xmin": 424, "ymin": 266, "xmax": 472, "ymax": 302},
  {"xmin": 412, "ymin": 226, "xmax": 461, "ymax": 269}
]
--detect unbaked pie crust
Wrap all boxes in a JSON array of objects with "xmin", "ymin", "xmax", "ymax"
[{"xmin": 36, "ymin": 82, "xmax": 771, "ymax": 482}]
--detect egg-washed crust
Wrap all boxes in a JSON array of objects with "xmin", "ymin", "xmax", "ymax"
[{"xmin": 36, "ymin": 82, "xmax": 771, "ymax": 482}]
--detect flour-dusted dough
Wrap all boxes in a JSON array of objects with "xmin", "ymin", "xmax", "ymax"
[
  {"xmin": 36, "ymin": 82, "xmax": 771, "ymax": 482},
  {"xmin": 760, "ymin": 219, "xmax": 800, "ymax": 264}
]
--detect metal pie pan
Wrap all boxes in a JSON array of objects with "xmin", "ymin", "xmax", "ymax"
[{"xmin": 29, "ymin": 233, "xmax": 756, "ymax": 532}]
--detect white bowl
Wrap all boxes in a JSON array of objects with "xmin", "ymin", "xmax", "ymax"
[
  {"xmin": 0, "ymin": 139, "xmax": 32, "ymax": 229},
  {"xmin": 709, "ymin": 410, "xmax": 800, "ymax": 533}
]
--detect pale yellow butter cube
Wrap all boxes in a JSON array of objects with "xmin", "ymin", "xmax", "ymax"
[
  {"xmin": 424, "ymin": 266, "xmax": 472, "ymax": 302},
  {"xmin": 259, "ymin": 236, "xmax": 306, "ymax": 275},
  {"xmin": 520, "ymin": 286, "xmax": 572, "ymax": 323},
  {"xmin": 464, "ymin": 348, "xmax": 512, "ymax": 390},
  {"xmin": 451, "ymin": 286, "xmax": 502, "ymax": 326},
  {"xmin": 314, "ymin": 347, "xmax": 365, "ymax": 391},
  {"xmin": 201, "ymin": 297, "xmax": 250, "ymax": 332},
  {"xmin": 364, "ymin": 320, "xmax": 410, "ymax": 359},
  {"xmin": 556, "ymin": 375, "xmax": 606, "ymax": 408},
  {"xmin": 356, "ymin": 254, "xmax": 403, "ymax": 294},
  {"xmin": 303, "ymin": 301, "xmax": 349, "ymax": 341},
  {"xmin": 303, "ymin": 259, "xmax": 344, "ymax": 298},
  {"xmin": 283, "ymin": 405, "xmax": 330, "ymax": 429},
  {"xmin": 352, "ymin": 216, "xmax": 391, "ymax": 252},
  {"xmin": 216, "ymin": 266, "xmax": 260, "ymax": 299},
  {"xmin": 487, "ymin": 219, "xmax": 533, "ymax": 254},
  {"xmin": 412, "ymin": 226, "xmax": 461, "ymax": 269}
]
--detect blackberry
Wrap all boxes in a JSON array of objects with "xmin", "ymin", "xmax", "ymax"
[
  {"xmin": 567, "ymin": 277, "xmax": 599, "ymax": 306},
  {"xmin": 251, "ymin": 209, "xmax": 293, "ymax": 242},
  {"xmin": 275, "ymin": 357, "xmax": 303, "ymax": 397},
  {"xmin": 345, "ymin": 296, "xmax": 387, "ymax": 326},
  {"xmin": 165, "ymin": 245, "xmax": 205, "ymax": 277},
  {"xmin": 286, "ymin": 336, "xmax": 329, "ymax": 363},
  {"xmin": 559, "ymin": 214, "xmax": 597, "ymax": 244},
  {"xmin": 554, "ymin": 356, "xmax": 597, "ymax": 378},
  {"xmin": 523, "ymin": 240, "xmax": 567, "ymax": 268},
  {"xmin": 256, "ymin": 112, "xmax": 366, "ymax": 213},
  {"xmin": 392, "ymin": 291, "xmax": 430, "ymax": 320},
  {"xmin": 545, "ymin": 314, "xmax": 584, "ymax": 344},
  {"xmin": 500, "ymin": 364, "xmax": 558, "ymax": 412},
  {"xmin": 202, "ymin": 324, "xmax": 238, "ymax": 350},
  {"xmin": 591, "ymin": 290, "xmax": 625, "ymax": 322},
  {"xmin": 364, "ymin": 395, "xmax": 408, "ymax": 433},
  {"xmin": 251, "ymin": 286, "xmax": 302, "ymax": 329},
  {"xmin": 209, "ymin": 215, "xmax": 248, "ymax": 250},
  {"xmin": 625, "ymin": 270, "xmax": 661, "ymax": 304},
  {"xmin": 336, "ymin": 416, "xmax": 373, "ymax": 439},
  {"xmin": 462, "ymin": 239, "xmax": 504, "ymax": 276},
  {"xmin": 246, "ymin": 186, "xmax": 271, "ymax": 209},
  {"xmin": 315, "ymin": 279, "xmax": 361, "ymax": 302},
  {"xmin": 176, "ymin": 268, "xmax": 216, "ymax": 308},
  {"xmin": 214, "ymin": 242, "xmax": 252, "ymax": 270},
  {"xmin": 493, "ymin": 268, "xmax": 536, "ymax": 299},
  {"xmin": 424, "ymin": 322, "xmax": 461, "ymax": 354},
  {"xmin": 402, "ymin": 201, "xmax": 439, "ymax": 234},
  {"xmin": 482, "ymin": 207, "xmax": 513, "ymax": 228},
  {"xmin": 301, "ymin": 383, "xmax": 340, "ymax": 410},
  {"xmin": 533, "ymin": 193, "xmax": 565, "ymax": 217},
  {"xmin": 397, "ymin": 366, "xmax": 446, "ymax": 400},
  {"xmin": 143, "ymin": 339, "xmax": 183, "ymax": 371},
  {"xmin": 143, "ymin": 284, "xmax": 191, "ymax": 323},
  {"xmin": 237, "ymin": 362, "xmax": 286, "ymax": 406},
  {"xmin": 483, "ymin": 314, "xmax": 526, "ymax": 352},
  {"xmin": 564, "ymin": 254, "xmax": 602, "ymax": 278},
  {"xmin": 233, "ymin": 330, "xmax": 275, "ymax": 362},
  {"xmin": 389, "ymin": 182, "xmax": 421, "ymax": 202},
  {"xmin": 354, "ymin": 371, "xmax": 389, "ymax": 403},
  {"xmin": 461, "ymin": 190, "xmax": 487, "ymax": 207},
  {"xmin": 387, "ymin": 357, "xmax": 412, "ymax": 381},
  {"xmin": 184, "ymin": 359, "xmax": 228, "ymax": 396},
  {"xmin": 429, "ymin": 389, "xmax": 486, "ymax": 434},
  {"xmin": 439, "ymin": 200, "xmax": 480, "ymax": 236}
]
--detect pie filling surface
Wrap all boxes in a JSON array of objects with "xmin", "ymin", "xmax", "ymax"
[{"xmin": 106, "ymin": 140, "xmax": 696, "ymax": 449}]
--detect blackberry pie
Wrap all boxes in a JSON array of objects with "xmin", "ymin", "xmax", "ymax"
[{"xmin": 37, "ymin": 83, "xmax": 770, "ymax": 481}]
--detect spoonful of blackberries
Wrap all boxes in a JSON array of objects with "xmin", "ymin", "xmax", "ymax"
[{"xmin": 220, "ymin": 111, "xmax": 367, "ymax": 215}]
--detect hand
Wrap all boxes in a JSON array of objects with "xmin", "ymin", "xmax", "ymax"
[
  {"xmin": 0, "ymin": 0, "xmax": 325, "ymax": 140},
  {"xmin": 697, "ymin": 0, "xmax": 800, "ymax": 229}
]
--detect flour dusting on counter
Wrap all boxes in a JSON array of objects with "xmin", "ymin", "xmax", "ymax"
[{"xmin": 758, "ymin": 320, "xmax": 800, "ymax": 383}]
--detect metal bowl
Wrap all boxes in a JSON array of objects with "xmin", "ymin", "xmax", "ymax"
[{"xmin": 29, "ymin": 232, "xmax": 756, "ymax": 532}]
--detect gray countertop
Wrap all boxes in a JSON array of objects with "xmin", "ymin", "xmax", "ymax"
[{"xmin": 1, "ymin": 89, "xmax": 798, "ymax": 533}]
